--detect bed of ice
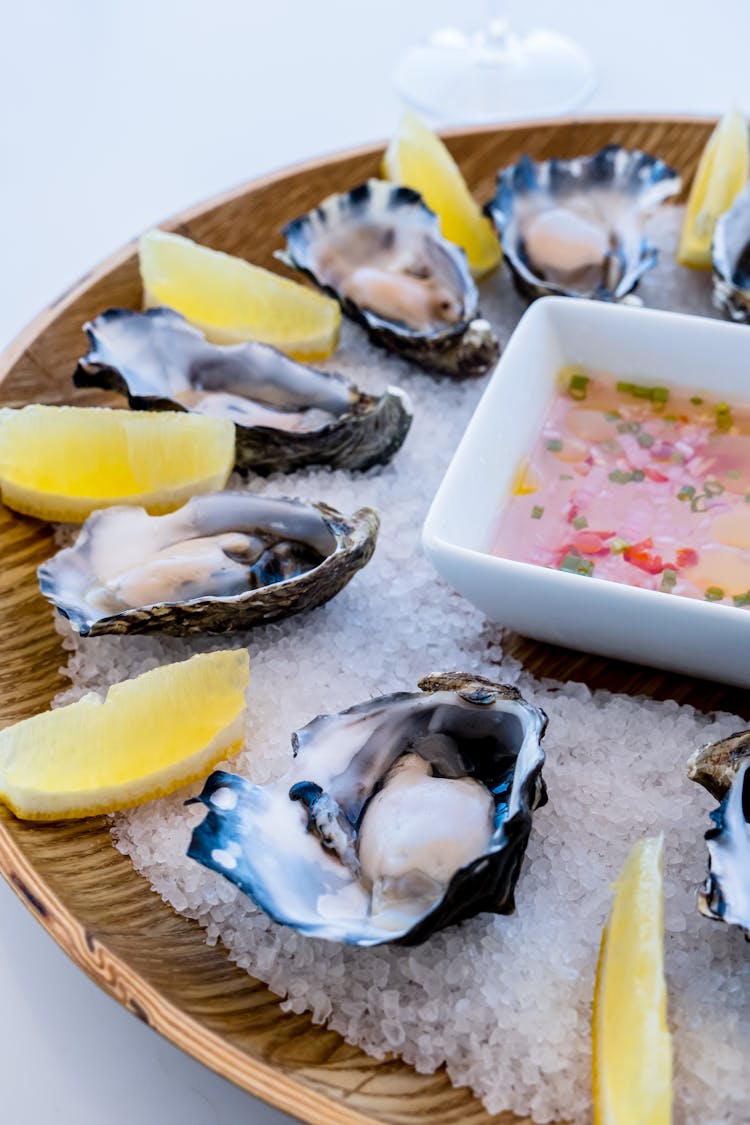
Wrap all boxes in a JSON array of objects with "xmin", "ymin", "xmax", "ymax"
[{"xmin": 53, "ymin": 209, "xmax": 750, "ymax": 1123}]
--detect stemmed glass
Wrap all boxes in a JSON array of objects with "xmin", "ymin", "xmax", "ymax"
[{"xmin": 394, "ymin": 2, "xmax": 596, "ymax": 124}]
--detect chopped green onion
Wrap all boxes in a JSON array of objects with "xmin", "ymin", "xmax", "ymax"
[
  {"xmin": 733, "ymin": 591, "xmax": 750, "ymax": 607},
  {"xmin": 744, "ymin": 494, "xmax": 750, "ymax": 504},
  {"xmin": 559, "ymin": 553, "xmax": 581, "ymax": 572},
  {"xmin": 663, "ymin": 414, "xmax": 679, "ymax": 423},
  {"xmin": 559, "ymin": 473, "xmax": 574, "ymax": 481},
  {"xmin": 716, "ymin": 403, "xmax": 733, "ymax": 432},
  {"xmin": 531, "ymin": 505, "xmax": 544, "ymax": 519},
  {"xmin": 546, "ymin": 439, "xmax": 563, "ymax": 452},
  {"xmin": 567, "ymin": 372, "xmax": 590, "ymax": 400},
  {"xmin": 704, "ymin": 480, "xmax": 725, "ymax": 496},
  {"xmin": 572, "ymin": 515, "xmax": 588, "ymax": 530},
  {"xmin": 677, "ymin": 485, "xmax": 696, "ymax": 501},
  {"xmin": 610, "ymin": 537, "xmax": 629, "ymax": 554},
  {"xmin": 726, "ymin": 469, "xmax": 741, "ymax": 479},
  {"xmin": 559, "ymin": 553, "xmax": 594, "ymax": 577},
  {"xmin": 705, "ymin": 587, "xmax": 725, "ymax": 602},
  {"xmin": 659, "ymin": 569, "xmax": 677, "ymax": 593},
  {"xmin": 607, "ymin": 468, "xmax": 645, "ymax": 484},
  {"xmin": 603, "ymin": 410, "xmax": 621, "ymax": 421},
  {"xmin": 599, "ymin": 439, "xmax": 621, "ymax": 455},
  {"xmin": 637, "ymin": 432, "xmax": 655, "ymax": 447},
  {"xmin": 615, "ymin": 380, "xmax": 669, "ymax": 403},
  {"xmin": 690, "ymin": 396, "xmax": 704, "ymax": 406}
]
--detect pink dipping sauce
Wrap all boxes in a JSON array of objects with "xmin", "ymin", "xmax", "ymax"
[{"xmin": 492, "ymin": 367, "xmax": 750, "ymax": 607}]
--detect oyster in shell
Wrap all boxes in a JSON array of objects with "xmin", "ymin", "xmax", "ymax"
[
  {"xmin": 187, "ymin": 673, "xmax": 547, "ymax": 946},
  {"xmin": 689, "ymin": 731, "xmax": 750, "ymax": 935},
  {"xmin": 73, "ymin": 308, "xmax": 412, "ymax": 474},
  {"xmin": 486, "ymin": 145, "xmax": 681, "ymax": 301},
  {"xmin": 280, "ymin": 180, "xmax": 499, "ymax": 379},
  {"xmin": 712, "ymin": 183, "xmax": 750, "ymax": 323},
  {"xmin": 37, "ymin": 492, "xmax": 379, "ymax": 636}
]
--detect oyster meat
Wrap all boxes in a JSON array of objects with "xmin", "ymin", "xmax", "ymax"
[
  {"xmin": 712, "ymin": 183, "xmax": 750, "ymax": 323},
  {"xmin": 37, "ymin": 492, "xmax": 379, "ymax": 636},
  {"xmin": 188, "ymin": 673, "xmax": 547, "ymax": 945},
  {"xmin": 280, "ymin": 180, "xmax": 500, "ymax": 379},
  {"xmin": 73, "ymin": 307, "xmax": 412, "ymax": 474},
  {"xmin": 689, "ymin": 730, "xmax": 750, "ymax": 935},
  {"xmin": 486, "ymin": 145, "xmax": 681, "ymax": 301}
]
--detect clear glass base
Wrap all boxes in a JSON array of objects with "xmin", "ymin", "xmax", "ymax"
[{"xmin": 394, "ymin": 23, "xmax": 596, "ymax": 125}]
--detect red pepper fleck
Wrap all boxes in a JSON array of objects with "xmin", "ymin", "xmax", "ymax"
[
  {"xmin": 573, "ymin": 531, "xmax": 611, "ymax": 556},
  {"xmin": 676, "ymin": 547, "xmax": 699, "ymax": 568},
  {"xmin": 643, "ymin": 466, "xmax": 669, "ymax": 483},
  {"xmin": 567, "ymin": 505, "xmax": 579, "ymax": 524},
  {"xmin": 623, "ymin": 537, "xmax": 666, "ymax": 575}
]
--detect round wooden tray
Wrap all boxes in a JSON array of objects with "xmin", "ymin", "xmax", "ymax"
[{"xmin": 0, "ymin": 116, "xmax": 743, "ymax": 1125}]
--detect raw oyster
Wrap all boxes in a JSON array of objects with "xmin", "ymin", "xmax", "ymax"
[
  {"xmin": 486, "ymin": 145, "xmax": 681, "ymax": 301},
  {"xmin": 187, "ymin": 673, "xmax": 547, "ymax": 946},
  {"xmin": 37, "ymin": 492, "xmax": 379, "ymax": 636},
  {"xmin": 712, "ymin": 183, "xmax": 750, "ymax": 323},
  {"xmin": 280, "ymin": 180, "xmax": 499, "ymax": 379},
  {"xmin": 73, "ymin": 307, "xmax": 412, "ymax": 474},
  {"xmin": 689, "ymin": 731, "xmax": 750, "ymax": 935}
]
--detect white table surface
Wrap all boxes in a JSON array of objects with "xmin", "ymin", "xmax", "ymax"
[{"xmin": 1, "ymin": 1, "xmax": 749, "ymax": 1121}]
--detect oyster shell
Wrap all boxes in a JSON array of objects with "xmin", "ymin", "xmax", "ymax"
[
  {"xmin": 689, "ymin": 731, "xmax": 750, "ymax": 935},
  {"xmin": 37, "ymin": 492, "xmax": 379, "ymax": 636},
  {"xmin": 696, "ymin": 761, "xmax": 750, "ymax": 936},
  {"xmin": 712, "ymin": 183, "xmax": 750, "ymax": 323},
  {"xmin": 688, "ymin": 728, "xmax": 750, "ymax": 802},
  {"xmin": 280, "ymin": 180, "xmax": 500, "ymax": 378},
  {"xmin": 486, "ymin": 145, "xmax": 681, "ymax": 301},
  {"xmin": 187, "ymin": 672, "xmax": 547, "ymax": 946},
  {"xmin": 73, "ymin": 308, "xmax": 412, "ymax": 474}
]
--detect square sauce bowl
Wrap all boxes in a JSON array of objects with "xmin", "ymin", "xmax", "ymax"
[{"xmin": 423, "ymin": 296, "xmax": 750, "ymax": 688}]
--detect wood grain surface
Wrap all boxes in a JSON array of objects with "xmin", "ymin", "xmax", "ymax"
[{"xmin": 0, "ymin": 116, "xmax": 736, "ymax": 1125}]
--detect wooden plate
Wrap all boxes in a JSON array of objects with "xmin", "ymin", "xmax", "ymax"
[{"xmin": 0, "ymin": 116, "xmax": 743, "ymax": 1125}]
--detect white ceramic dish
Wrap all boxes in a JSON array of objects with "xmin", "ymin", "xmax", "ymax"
[{"xmin": 423, "ymin": 296, "xmax": 750, "ymax": 687}]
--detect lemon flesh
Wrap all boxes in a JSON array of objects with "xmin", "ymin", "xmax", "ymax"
[
  {"xmin": 592, "ymin": 835, "xmax": 672, "ymax": 1125},
  {"xmin": 382, "ymin": 111, "xmax": 501, "ymax": 277},
  {"xmin": 677, "ymin": 108, "xmax": 749, "ymax": 269},
  {"xmin": 139, "ymin": 228, "xmax": 341, "ymax": 360},
  {"xmin": 0, "ymin": 649, "xmax": 249, "ymax": 820},
  {"xmin": 0, "ymin": 405, "xmax": 235, "ymax": 522}
]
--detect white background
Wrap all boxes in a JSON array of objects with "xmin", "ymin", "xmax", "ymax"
[{"xmin": 1, "ymin": 1, "xmax": 749, "ymax": 1122}]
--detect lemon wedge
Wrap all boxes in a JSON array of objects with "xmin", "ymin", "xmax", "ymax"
[
  {"xmin": 677, "ymin": 108, "xmax": 749, "ymax": 268},
  {"xmin": 592, "ymin": 835, "xmax": 672, "ymax": 1125},
  {"xmin": 139, "ymin": 228, "xmax": 341, "ymax": 360},
  {"xmin": 382, "ymin": 111, "xmax": 501, "ymax": 277},
  {"xmin": 0, "ymin": 650, "xmax": 249, "ymax": 820},
  {"xmin": 0, "ymin": 405, "xmax": 235, "ymax": 522}
]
